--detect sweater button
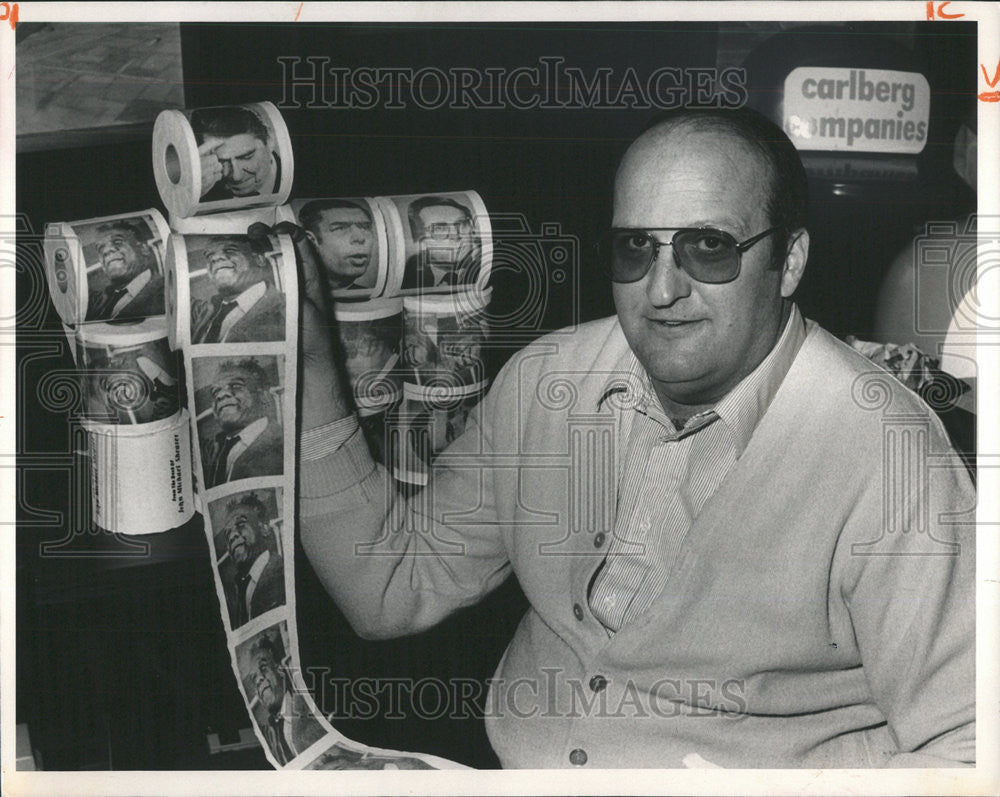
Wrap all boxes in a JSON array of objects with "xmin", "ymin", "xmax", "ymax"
[
  {"xmin": 589, "ymin": 674, "xmax": 608, "ymax": 692},
  {"xmin": 569, "ymin": 748, "xmax": 588, "ymax": 766},
  {"xmin": 593, "ymin": 532, "xmax": 606, "ymax": 548},
  {"xmin": 572, "ymin": 603, "xmax": 584, "ymax": 621}
]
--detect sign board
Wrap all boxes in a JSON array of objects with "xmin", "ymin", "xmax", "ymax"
[{"xmin": 783, "ymin": 67, "xmax": 931, "ymax": 154}]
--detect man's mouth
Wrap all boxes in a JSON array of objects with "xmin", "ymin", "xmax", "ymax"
[{"xmin": 229, "ymin": 538, "xmax": 246, "ymax": 557}]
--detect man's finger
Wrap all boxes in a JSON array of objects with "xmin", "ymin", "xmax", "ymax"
[{"xmin": 197, "ymin": 139, "xmax": 223, "ymax": 156}]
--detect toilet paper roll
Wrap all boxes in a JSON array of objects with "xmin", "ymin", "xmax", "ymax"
[
  {"xmin": 76, "ymin": 317, "xmax": 184, "ymax": 425},
  {"xmin": 165, "ymin": 231, "xmax": 296, "ymax": 350},
  {"xmin": 332, "ymin": 297, "xmax": 403, "ymax": 410},
  {"xmin": 44, "ymin": 209, "xmax": 170, "ymax": 325},
  {"xmin": 402, "ymin": 287, "xmax": 492, "ymax": 389},
  {"xmin": 288, "ymin": 197, "xmax": 389, "ymax": 300},
  {"xmin": 87, "ymin": 408, "xmax": 194, "ymax": 535},
  {"xmin": 152, "ymin": 102, "xmax": 294, "ymax": 219},
  {"xmin": 75, "ymin": 317, "xmax": 193, "ymax": 534},
  {"xmin": 377, "ymin": 190, "xmax": 492, "ymax": 297}
]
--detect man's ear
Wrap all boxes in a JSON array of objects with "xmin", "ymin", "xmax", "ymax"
[
  {"xmin": 780, "ymin": 228, "xmax": 809, "ymax": 298},
  {"xmin": 304, "ymin": 229, "xmax": 319, "ymax": 248}
]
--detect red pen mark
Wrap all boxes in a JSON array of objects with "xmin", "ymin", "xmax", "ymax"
[
  {"xmin": 926, "ymin": 1, "xmax": 964, "ymax": 19},
  {"xmin": 0, "ymin": 2, "xmax": 18, "ymax": 30},
  {"xmin": 295, "ymin": 2, "xmax": 303, "ymax": 21},
  {"xmin": 980, "ymin": 60, "xmax": 1000, "ymax": 101}
]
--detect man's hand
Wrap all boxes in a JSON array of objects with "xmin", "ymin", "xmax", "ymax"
[
  {"xmin": 246, "ymin": 221, "xmax": 352, "ymax": 428},
  {"xmin": 198, "ymin": 140, "xmax": 224, "ymax": 197}
]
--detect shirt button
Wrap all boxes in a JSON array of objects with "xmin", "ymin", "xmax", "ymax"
[
  {"xmin": 573, "ymin": 603, "xmax": 584, "ymax": 621},
  {"xmin": 569, "ymin": 748, "xmax": 588, "ymax": 766},
  {"xmin": 589, "ymin": 674, "xmax": 608, "ymax": 692},
  {"xmin": 593, "ymin": 532, "xmax": 606, "ymax": 548}
]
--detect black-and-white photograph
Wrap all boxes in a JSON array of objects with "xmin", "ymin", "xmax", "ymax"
[
  {"xmin": 292, "ymin": 196, "xmax": 386, "ymax": 297},
  {"xmin": 10, "ymin": 7, "xmax": 996, "ymax": 793},
  {"xmin": 402, "ymin": 293, "xmax": 490, "ymax": 389},
  {"xmin": 333, "ymin": 299, "xmax": 404, "ymax": 409},
  {"xmin": 388, "ymin": 191, "xmax": 487, "ymax": 293},
  {"xmin": 303, "ymin": 741, "xmax": 435, "ymax": 771},
  {"xmin": 233, "ymin": 622, "xmax": 327, "ymax": 766},
  {"xmin": 208, "ymin": 487, "xmax": 286, "ymax": 631},
  {"xmin": 76, "ymin": 320, "xmax": 181, "ymax": 425},
  {"xmin": 192, "ymin": 355, "xmax": 285, "ymax": 489},
  {"xmin": 186, "ymin": 234, "xmax": 286, "ymax": 344}
]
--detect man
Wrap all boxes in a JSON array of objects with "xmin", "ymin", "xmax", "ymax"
[
  {"xmin": 402, "ymin": 196, "xmax": 480, "ymax": 290},
  {"xmin": 218, "ymin": 492, "xmax": 285, "ymax": 629},
  {"xmin": 244, "ymin": 632, "xmax": 325, "ymax": 765},
  {"xmin": 85, "ymin": 219, "xmax": 164, "ymax": 321},
  {"xmin": 297, "ymin": 108, "xmax": 974, "ymax": 768},
  {"xmin": 191, "ymin": 236, "xmax": 284, "ymax": 344},
  {"xmin": 191, "ymin": 105, "xmax": 281, "ymax": 201},
  {"xmin": 298, "ymin": 199, "xmax": 378, "ymax": 292},
  {"xmin": 202, "ymin": 357, "xmax": 282, "ymax": 488}
]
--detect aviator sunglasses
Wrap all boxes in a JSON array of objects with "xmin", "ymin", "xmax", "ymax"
[{"xmin": 600, "ymin": 226, "xmax": 782, "ymax": 284}]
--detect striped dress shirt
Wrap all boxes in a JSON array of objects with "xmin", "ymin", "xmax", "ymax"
[{"xmin": 589, "ymin": 304, "xmax": 807, "ymax": 632}]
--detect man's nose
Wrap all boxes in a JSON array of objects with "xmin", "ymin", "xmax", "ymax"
[
  {"xmin": 350, "ymin": 227, "xmax": 368, "ymax": 243},
  {"xmin": 645, "ymin": 247, "xmax": 692, "ymax": 306}
]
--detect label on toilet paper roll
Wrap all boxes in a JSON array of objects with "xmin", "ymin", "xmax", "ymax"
[
  {"xmin": 87, "ymin": 409, "xmax": 195, "ymax": 535},
  {"xmin": 44, "ymin": 209, "xmax": 171, "ymax": 326},
  {"xmin": 153, "ymin": 102, "xmax": 294, "ymax": 218}
]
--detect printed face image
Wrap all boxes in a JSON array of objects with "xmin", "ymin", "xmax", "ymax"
[
  {"xmin": 223, "ymin": 504, "xmax": 263, "ymax": 568},
  {"xmin": 309, "ymin": 206, "xmax": 375, "ymax": 283},
  {"xmin": 417, "ymin": 204, "xmax": 475, "ymax": 269},
  {"xmin": 203, "ymin": 237, "xmax": 263, "ymax": 296},
  {"xmin": 208, "ymin": 132, "xmax": 273, "ymax": 197},
  {"xmin": 95, "ymin": 227, "xmax": 149, "ymax": 283},
  {"xmin": 250, "ymin": 645, "xmax": 285, "ymax": 714},
  {"xmin": 210, "ymin": 366, "xmax": 266, "ymax": 433}
]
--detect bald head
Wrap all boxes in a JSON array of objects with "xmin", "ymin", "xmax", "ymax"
[{"xmin": 616, "ymin": 109, "xmax": 809, "ymax": 265}]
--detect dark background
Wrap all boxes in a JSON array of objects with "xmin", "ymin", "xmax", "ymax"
[{"xmin": 16, "ymin": 21, "xmax": 977, "ymax": 770}]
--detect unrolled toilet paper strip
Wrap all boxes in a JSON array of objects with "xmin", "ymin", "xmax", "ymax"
[
  {"xmin": 288, "ymin": 197, "xmax": 390, "ymax": 300},
  {"xmin": 153, "ymin": 102, "xmax": 294, "ymax": 219},
  {"xmin": 44, "ymin": 208, "xmax": 171, "ymax": 326},
  {"xmin": 332, "ymin": 297, "xmax": 404, "ymax": 410},
  {"xmin": 75, "ymin": 317, "xmax": 193, "ymax": 534},
  {"xmin": 377, "ymin": 190, "xmax": 492, "ymax": 297},
  {"xmin": 167, "ymin": 229, "xmax": 463, "ymax": 769}
]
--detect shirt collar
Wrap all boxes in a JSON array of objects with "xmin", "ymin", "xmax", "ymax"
[
  {"xmin": 236, "ymin": 416, "xmax": 269, "ymax": 449},
  {"xmin": 123, "ymin": 269, "xmax": 152, "ymax": 297},
  {"xmin": 247, "ymin": 549, "xmax": 270, "ymax": 585},
  {"xmin": 233, "ymin": 280, "xmax": 267, "ymax": 313},
  {"xmin": 599, "ymin": 303, "xmax": 806, "ymax": 453}
]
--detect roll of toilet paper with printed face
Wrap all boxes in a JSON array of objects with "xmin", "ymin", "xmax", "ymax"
[
  {"xmin": 376, "ymin": 190, "xmax": 492, "ymax": 297},
  {"xmin": 44, "ymin": 208, "xmax": 170, "ymax": 326},
  {"xmin": 332, "ymin": 297, "xmax": 404, "ymax": 410},
  {"xmin": 402, "ymin": 287, "xmax": 492, "ymax": 389},
  {"xmin": 289, "ymin": 196, "xmax": 389, "ymax": 300},
  {"xmin": 152, "ymin": 102, "xmax": 294, "ymax": 219},
  {"xmin": 74, "ymin": 317, "xmax": 193, "ymax": 534}
]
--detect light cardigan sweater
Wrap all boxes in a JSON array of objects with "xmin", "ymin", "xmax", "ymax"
[{"xmin": 300, "ymin": 313, "xmax": 975, "ymax": 768}]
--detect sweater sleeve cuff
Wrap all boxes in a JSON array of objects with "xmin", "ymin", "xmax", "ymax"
[
  {"xmin": 301, "ymin": 416, "xmax": 359, "ymax": 460},
  {"xmin": 299, "ymin": 425, "xmax": 381, "ymax": 517}
]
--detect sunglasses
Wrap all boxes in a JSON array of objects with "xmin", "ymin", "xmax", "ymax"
[{"xmin": 600, "ymin": 226, "xmax": 782, "ymax": 284}]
